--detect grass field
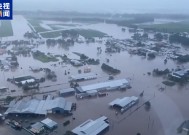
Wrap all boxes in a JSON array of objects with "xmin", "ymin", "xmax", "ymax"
[
  {"xmin": 27, "ymin": 19, "xmax": 49, "ymax": 33},
  {"xmin": 139, "ymin": 21, "xmax": 189, "ymax": 33},
  {"xmin": 40, "ymin": 29, "xmax": 107, "ymax": 38},
  {"xmin": 48, "ymin": 24, "xmax": 78, "ymax": 30},
  {"xmin": 76, "ymin": 29, "xmax": 106, "ymax": 38},
  {"xmin": 33, "ymin": 26, "xmax": 49, "ymax": 33},
  {"xmin": 47, "ymin": 25, "xmax": 65, "ymax": 30},
  {"xmin": 33, "ymin": 51, "xmax": 59, "ymax": 63},
  {"xmin": 0, "ymin": 21, "xmax": 13, "ymax": 37},
  {"xmin": 27, "ymin": 19, "xmax": 41, "ymax": 27},
  {"xmin": 34, "ymin": 55, "xmax": 58, "ymax": 63},
  {"xmin": 27, "ymin": 19, "xmax": 107, "ymax": 38},
  {"xmin": 28, "ymin": 24, "xmax": 35, "ymax": 32},
  {"xmin": 40, "ymin": 31, "xmax": 62, "ymax": 38}
]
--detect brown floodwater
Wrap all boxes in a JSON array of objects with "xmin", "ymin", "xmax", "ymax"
[{"xmin": 0, "ymin": 22, "xmax": 189, "ymax": 135}]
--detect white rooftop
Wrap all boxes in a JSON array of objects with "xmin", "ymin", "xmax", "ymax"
[
  {"xmin": 109, "ymin": 96, "xmax": 138, "ymax": 108},
  {"xmin": 70, "ymin": 73, "xmax": 97, "ymax": 80},
  {"xmin": 59, "ymin": 88, "xmax": 75, "ymax": 94},
  {"xmin": 79, "ymin": 79, "xmax": 129, "ymax": 92},
  {"xmin": 5, "ymin": 97, "xmax": 72, "ymax": 115},
  {"xmin": 72, "ymin": 116, "xmax": 109, "ymax": 135},
  {"xmin": 41, "ymin": 118, "xmax": 58, "ymax": 129},
  {"xmin": 21, "ymin": 79, "xmax": 35, "ymax": 85}
]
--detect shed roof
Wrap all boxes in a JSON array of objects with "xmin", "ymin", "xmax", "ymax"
[
  {"xmin": 109, "ymin": 96, "xmax": 138, "ymax": 108},
  {"xmin": 59, "ymin": 88, "xmax": 75, "ymax": 94},
  {"xmin": 31, "ymin": 122, "xmax": 44, "ymax": 130},
  {"xmin": 41, "ymin": 118, "xmax": 58, "ymax": 129},
  {"xmin": 72, "ymin": 116, "xmax": 109, "ymax": 135}
]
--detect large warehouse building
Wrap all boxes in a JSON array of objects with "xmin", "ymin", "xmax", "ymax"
[
  {"xmin": 70, "ymin": 73, "xmax": 97, "ymax": 81},
  {"xmin": 109, "ymin": 96, "xmax": 139, "ymax": 113},
  {"xmin": 5, "ymin": 97, "xmax": 73, "ymax": 115},
  {"xmin": 76, "ymin": 79, "xmax": 129, "ymax": 93}
]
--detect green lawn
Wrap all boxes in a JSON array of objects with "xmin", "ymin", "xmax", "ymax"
[
  {"xmin": 27, "ymin": 19, "xmax": 49, "ymax": 33},
  {"xmin": 0, "ymin": 21, "xmax": 13, "ymax": 37},
  {"xmin": 27, "ymin": 19, "xmax": 41, "ymax": 27},
  {"xmin": 140, "ymin": 21, "xmax": 189, "ymax": 33},
  {"xmin": 27, "ymin": 18, "xmax": 107, "ymax": 38},
  {"xmin": 48, "ymin": 24, "xmax": 78, "ymax": 30},
  {"xmin": 41, "ymin": 29, "xmax": 106, "ymax": 38},
  {"xmin": 48, "ymin": 25, "xmax": 64, "ymax": 30},
  {"xmin": 76, "ymin": 29, "xmax": 106, "ymax": 38},
  {"xmin": 33, "ymin": 51, "xmax": 59, "ymax": 63},
  {"xmin": 40, "ymin": 29, "xmax": 107, "ymax": 38},
  {"xmin": 34, "ymin": 55, "xmax": 58, "ymax": 63},
  {"xmin": 34, "ymin": 26, "xmax": 49, "ymax": 33},
  {"xmin": 28, "ymin": 24, "xmax": 36, "ymax": 32},
  {"xmin": 50, "ymin": 23, "xmax": 79, "ymax": 27},
  {"xmin": 40, "ymin": 31, "xmax": 62, "ymax": 38}
]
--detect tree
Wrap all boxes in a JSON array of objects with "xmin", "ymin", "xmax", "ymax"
[
  {"xmin": 12, "ymin": 55, "xmax": 17, "ymax": 61},
  {"xmin": 145, "ymin": 101, "xmax": 151, "ymax": 110},
  {"xmin": 132, "ymin": 33, "xmax": 141, "ymax": 40},
  {"xmin": 154, "ymin": 33, "xmax": 163, "ymax": 41},
  {"xmin": 80, "ymin": 54, "xmax": 88, "ymax": 60},
  {"xmin": 148, "ymin": 53, "xmax": 156, "ymax": 59},
  {"xmin": 169, "ymin": 33, "xmax": 189, "ymax": 45},
  {"xmin": 6, "ymin": 96, "xmax": 14, "ymax": 103},
  {"xmin": 136, "ymin": 42, "xmax": 145, "ymax": 46},
  {"xmin": 142, "ymin": 33, "xmax": 148, "ymax": 39},
  {"xmin": 122, "ymin": 28, "xmax": 126, "ymax": 32}
]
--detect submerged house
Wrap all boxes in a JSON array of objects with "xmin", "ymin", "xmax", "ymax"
[
  {"xmin": 70, "ymin": 60, "xmax": 83, "ymax": 66},
  {"xmin": 30, "ymin": 122, "xmax": 44, "ymax": 135},
  {"xmin": 13, "ymin": 75, "xmax": 36, "ymax": 85},
  {"xmin": 169, "ymin": 69, "xmax": 189, "ymax": 81},
  {"xmin": 109, "ymin": 96, "xmax": 139, "ymax": 113},
  {"xmin": 0, "ymin": 87, "xmax": 8, "ymax": 93},
  {"xmin": 0, "ymin": 113, "xmax": 5, "ymax": 121},
  {"xmin": 29, "ymin": 118, "xmax": 58, "ymax": 134},
  {"xmin": 178, "ymin": 120, "xmax": 189, "ymax": 135},
  {"xmin": 59, "ymin": 88, "xmax": 75, "ymax": 97},
  {"xmin": 72, "ymin": 116, "xmax": 109, "ymax": 135},
  {"xmin": 70, "ymin": 73, "xmax": 97, "ymax": 82},
  {"xmin": 5, "ymin": 97, "xmax": 73, "ymax": 116},
  {"xmin": 10, "ymin": 75, "xmax": 39, "ymax": 90},
  {"xmin": 41, "ymin": 118, "xmax": 58, "ymax": 130}
]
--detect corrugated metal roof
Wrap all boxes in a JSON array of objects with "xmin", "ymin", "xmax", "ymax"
[
  {"xmin": 59, "ymin": 88, "xmax": 75, "ymax": 94},
  {"xmin": 79, "ymin": 79, "xmax": 129, "ymax": 92},
  {"xmin": 41, "ymin": 118, "xmax": 57, "ymax": 129},
  {"xmin": 70, "ymin": 73, "xmax": 97, "ymax": 80},
  {"xmin": 86, "ymin": 90, "xmax": 98, "ymax": 94},
  {"xmin": 64, "ymin": 102, "xmax": 72, "ymax": 111},
  {"xmin": 72, "ymin": 116, "xmax": 109, "ymax": 135},
  {"xmin": 31, "ymin": 122, "xmax": 44, "ymax": 129},
  {"xmin": 109, "ymin": 96, "xmax": 138, "ymax": 108},
  {"xmin": 5, "ymin": 97, "xmax": 72, "ymax": 115}
]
